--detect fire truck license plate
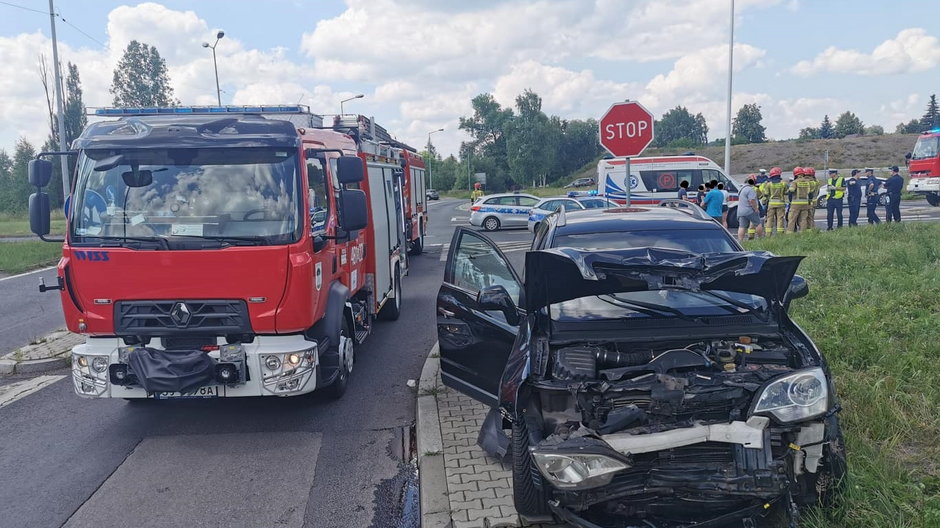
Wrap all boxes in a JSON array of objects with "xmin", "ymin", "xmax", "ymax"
[{"xmin": 154, "ymin": 386, "xmax": 222, "ymax": 399}]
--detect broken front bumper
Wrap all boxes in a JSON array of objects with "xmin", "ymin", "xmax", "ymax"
[{"xmin": 70, "ymin": 335, "xmax": 319, "ymax": 398}]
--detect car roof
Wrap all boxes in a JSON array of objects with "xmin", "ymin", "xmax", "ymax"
[
  {"xmin": 549, "ymin": 206, "xmax": 726, "ymax": 234},
  {"xmin": 483, "ymin": 192, "xmax": 537, "ymax": 199}
]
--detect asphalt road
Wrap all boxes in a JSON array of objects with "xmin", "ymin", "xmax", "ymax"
[
  {"xmin": 0, "ymin": 266, "xmax": 65, "ymax": 355},
  {"xmin": 0, "ymin": 199, "xmax": 458, "ymax": 528}
]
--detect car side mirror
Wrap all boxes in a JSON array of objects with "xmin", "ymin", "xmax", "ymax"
[
  {"xmin": 905, "ymin": 152, "xmax": 913, "ymax": 160},
  {"xmin": 787, "ymin": 275, "xmax": 809, "ymax": 302},
  {"xmin": 336, "ymin": 156, "xmax": 364, "ymax": 184},
  {"xmin": 28, "ymin": 159, "xmax": 53, "ymax": 188},
  {"xmin": 338, "ymin": 189, "xmax": 368, "ymax": 231},
  {"xmin": 477, "ymin": 284, "xmax": 520, "ymax": 326}
]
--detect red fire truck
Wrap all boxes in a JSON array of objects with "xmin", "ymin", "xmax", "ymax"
[
  {"xmin": 906, "ymin": 128, "xmax": 940, "ymax": 206},
  {"xmin": 27, "ymin": 105, "xmax": 412, "ymax": 400}
]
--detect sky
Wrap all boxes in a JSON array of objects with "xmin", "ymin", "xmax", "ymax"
[{"xmin": 0, "ymin": 0, "xmax": 938, "ymax": 158}]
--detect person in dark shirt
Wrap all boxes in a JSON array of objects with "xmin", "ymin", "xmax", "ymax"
[
  {"xmin": 677, "ymin": 180, "xmax": 690, "ymax": 202},
  {"xmin": 883, "ymin": 166, "xmax": 903, "ymax": 223},
  {"xmin": 864, "ymin": 168, "xmax": 881, "ymax": 225},
  {"xmin": 846, "ymin": 169, "xmax": 862, "ymax": 226}
]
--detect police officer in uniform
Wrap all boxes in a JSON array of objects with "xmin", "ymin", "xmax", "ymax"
[
  {"xmin": 846, "ymin": 169, "xmax": 862, "ymax": 226},
  {"xmin": 788, "ymin": 167, "xmax": 818, "ymax": 233},
  {"xmin": 864, "ymin": 168, "xmax": 881, "ymax": 225},
  {"xmin": 884, "ymin": 166, "xmax": 903, "ymax": 222},
  {"xmin": 826, "ymin": 168, "xmax": 846, "ymax": 230}
]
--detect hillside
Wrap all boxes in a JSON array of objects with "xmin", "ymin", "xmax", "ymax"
[{"xmin": 649, "ymin": 134, "xmax": 920, "ymax": 173}]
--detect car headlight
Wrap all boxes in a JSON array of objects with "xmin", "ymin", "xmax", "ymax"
[
  {"xmin": 530, "ymin": 451, "xmax": 629, "ymax": 490},
  {"xmin": 751, "ymin": 367, "xmax": 829, "ymax": 423}
]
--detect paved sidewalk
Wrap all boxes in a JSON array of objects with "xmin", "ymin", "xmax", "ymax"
[
  {"xmin": 0, "ymin": 330, "xmax": 79, "ymax": 376},
  {"xmin": 417, "ymin": 345, "xmax": 568, "ymax": 528}
]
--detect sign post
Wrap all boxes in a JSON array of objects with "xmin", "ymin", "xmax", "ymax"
[{"xmin": 599, "ymin": 101, "xmax": 655, "ymax": 206}]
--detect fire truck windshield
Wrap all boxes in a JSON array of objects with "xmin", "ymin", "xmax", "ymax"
[
  {"xmin": 71, "ymin": 148, "xmax": 302, "ymax": 247},
  {"xmin": 912, "ymin": 136, "xmax": 940, "ymax": 160}
]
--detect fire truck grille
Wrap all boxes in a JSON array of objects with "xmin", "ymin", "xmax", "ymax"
[{"xmin": 114, "ymin": 300, "xmax": 252, "ymax": 335}]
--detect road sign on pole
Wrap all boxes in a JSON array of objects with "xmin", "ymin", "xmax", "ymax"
[{"xmin": 599, "ymin": 101, "xmax": 655, "ymax": 206}]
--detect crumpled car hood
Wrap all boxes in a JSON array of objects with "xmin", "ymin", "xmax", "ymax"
[{"xmin": 523, "ymin": 247, "xmax": 803, "ymax": 311}]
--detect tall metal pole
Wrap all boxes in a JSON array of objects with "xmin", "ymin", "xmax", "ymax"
[
  {"xmin": 426, "ymin": 135, "xmax": 433, "ymax": 190},
  {"xmin": 625, "ymin": 158, "xmax": 631, "ymax": 207},
  {"xmin": 211, "ymin": 46, "xmax": 221, "ymax": 106},
  {"xmin": 49, "ymin": 0, "xmax": 69, "ymax": 200},
  {"xmin": 723, "ymin": 0, "xmax": 734, "ymax": 177}
]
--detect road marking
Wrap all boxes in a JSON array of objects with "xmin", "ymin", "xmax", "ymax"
[
  {"xmin": 0, "ymin": 266, "xmax": 56, "ymax": 283},
  {"xmin": 0, "ymin": 374, "xmax": 66, "ymax": 409}
]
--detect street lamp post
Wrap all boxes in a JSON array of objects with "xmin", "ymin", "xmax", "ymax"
[
  {"xmin": 202, "ymin": 30, "xmax": 225, "ymax": 106},
  {"xmin": 426, "ymin": 128, "xmax": 444, "ymax": 189},
  {"xmin": 724, "ymin": 0, "xmax": 734, "ymax": 177},
  {"xmin": 340, "ymin": 94, "xmax": 364, "ymax": 115}
]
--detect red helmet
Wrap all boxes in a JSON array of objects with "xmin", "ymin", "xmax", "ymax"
[
  {"xmin": 793, "ymin": 166, "xmax": 804, "ymax": 176},
  {"xmin": 769, "ymin": 167, "xmax": 782, "ymax": 177},
  {"xmin": 474, "ymin": 182, "xmax": 481, "ymax": 189},
  {"xmin": 804, "ymin": 167, "xmax": 816, "ymax": 176}
]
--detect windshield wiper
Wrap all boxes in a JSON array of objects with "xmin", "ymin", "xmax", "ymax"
[
  {"xmin": 598, "ymin": 295, "xmax": 700, "ymax": 323},
  {"xmin": 77, "ymin": 235, "xmax": 170, "ymax": 250},
  {"xmin": 172, "ymin": 235, "xmax": 268, "ymax": 247}
]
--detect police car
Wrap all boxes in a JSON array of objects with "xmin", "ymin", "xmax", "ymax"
[
  {"xmin": 469, "ymin": 193, "xmax": 540, "ymax": 231},
  {"xmin": 527, "ymin": 194, "xmax": 616, "ymax": 232},
  {"xmin": 597, "ymin": 155, "xmax": 742, "ymax": 227},
  {"xmin": 816, "ymin": 176, "xmax": 888, "ymax": 208}
]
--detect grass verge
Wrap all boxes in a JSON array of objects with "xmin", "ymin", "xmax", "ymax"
[
  {"xmin": 0, "ymin": 241, "xmax": 62, "ymax": 275},
  {"xmin": 0, "ymin": 211, "xmax": 66, "ymax": 237},
  {"xmin": 744, "ymin": 223, "xmax": 940, "ymax": 528}
]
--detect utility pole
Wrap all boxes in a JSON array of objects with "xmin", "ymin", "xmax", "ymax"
[
  {"xmin": 723, "ymin": 0, "xmax": 734, "ymax": 178},
  {"xmin": 49, "ymin": 0, "xmax": 69, "ymax": 201}
]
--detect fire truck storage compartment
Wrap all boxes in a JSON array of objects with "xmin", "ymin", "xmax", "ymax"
[{"xmin": 368, "ymin": 163, "xmax": 405, "ymax": 299}]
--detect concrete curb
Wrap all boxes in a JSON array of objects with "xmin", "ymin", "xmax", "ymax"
[
  {"xmin": 0, "ymin": 330, "xmax": 77, "ymax": 377},
  {"xmin": 417, "ymin": 342, "xmax": 452, "ymax": 528}
]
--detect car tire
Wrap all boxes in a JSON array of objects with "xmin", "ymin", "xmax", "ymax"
[
  {"xmin": 409, "ymin": 225, "xmax": 424, "ymax": 256},
  {"xmin": 817, "ymin": 196, "xmax": 827, "ymax": 208},
  {"xmin": 483, "ymin": 216, "xmax": 500, "ymax": 231},
  {"xmin": 794, "ymin": 415, "xmax": 847, "ymax": 512},
  {"xmin": 878, "ymin": 194, "xmax": 889, "ymax": 207},
  {"xmin": 926, "ymin": 193, "xmax": 940, "ymax": 206},
  {"xmin": 378, "ymin": 267, "xmax": 402, "ymax": 321},
  {"xmin": 325, "ymin": 319, "xmax": 353, "ymax": 399},
  {"xmin": 511, "ymin": 415, "xmax": 552, "ymax": 520}
]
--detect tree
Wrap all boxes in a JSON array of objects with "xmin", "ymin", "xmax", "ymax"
[
  {"xmin": 458, "ymin": 93, "xmax": 514, "ymax": 188},
  {"xmin": 110, "ymin": 40, "xmax": 178, "ymax": 107},
  {"xmin": 0, "ymin": 139, "xmax": 37, "ymax": 214},
  {"xmin": 506, "ymin": 90, "xmax": 557, "ymax": 188},
  {"xmin": 654, "ymin": 106, "xmax": 708, "ymax": 147},
  {"xmin": 798, "ymin": 127, "xmax": 819, "ymax": 140},
  {"xmin": 0, "ymin": 149, "xmax": 14, "ymax": 213},
  {"xmin": 865, "ymin": 125, "xmax": 885, "ymax": 136},
  {"xmin": 922, "ymin": 94, "xmax": 939, "ymax": 129},
  {"xmin": 834, "ymin": 111, "xmax": 865, "ymax": 138},
  {"xmin": 818, "ymin": 115, "xmax": 834, "ymax": 139},
  {"xmin": 38, "ymin": 58, "xmax": 87, "ymax": 207},
  {"xmin": 731, "ymin": 103, "xmax": 766, "ymax": 144},
  {"xmin": 64, "ymin": 63, "xmax": 87, "ymax": 146}
]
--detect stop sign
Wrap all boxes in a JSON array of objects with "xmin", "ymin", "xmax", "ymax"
[{"xmin": 599, "ymin": 101, "xmax": 655, "ymax": 157}]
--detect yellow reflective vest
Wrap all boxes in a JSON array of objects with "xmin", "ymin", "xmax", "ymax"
[{"xmin": 827, "ymin": 177, "xmax": 845, "ymax": 199}]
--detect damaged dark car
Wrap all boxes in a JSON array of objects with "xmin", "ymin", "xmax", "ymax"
[{"xmin": 436, "ymin": 227, "xmax": 845, "ymax": 528}]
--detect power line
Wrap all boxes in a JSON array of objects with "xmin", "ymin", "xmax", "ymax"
[
  {"xmin": 0, "ymin": 0, "xmax": 48, "ymax": 15},
  {"xmin": 58, "ymin": 15, "xmax": 107, "ymax": 48}
]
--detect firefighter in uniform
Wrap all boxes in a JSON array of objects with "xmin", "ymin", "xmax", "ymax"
[
  {"xmin": 787, "ymin": 166, "xmax": 818, "ymax": 233},
  {"xmin": 846, "ymin": 169, "xmax": 862, "ymax": 226},
  {"xmin": 864, "ymin": 168, "xmax": 881, "ymax": 225},
  {"xmin": 761, "ymin": 167, "xmax": 787, "ymax": 236},
  {"xmin": 825, "ymin": 168, "xmax": 846, "ymax": 230},
  {"xmin": 470, "ymin": 183, "xmax": 484, "ymax": 203}
]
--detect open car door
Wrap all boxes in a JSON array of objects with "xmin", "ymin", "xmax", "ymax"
[{"xmin": 437, "ymin": 227, "xmax": 523, "ymax": 407}]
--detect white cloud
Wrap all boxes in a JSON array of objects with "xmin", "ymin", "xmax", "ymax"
[
  {"xmin": 643, "ymin": 43, "xmax": 766, "ymax": 108},
  {"xmin": 791, "ymin": 28, "xmax": 940, "ymax": 76}
]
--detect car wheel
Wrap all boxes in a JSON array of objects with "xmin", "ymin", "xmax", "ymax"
[
  {"xmin": 794, "ymin": 415, "xmax": 847, "ymax": 511},
  {"xmin": 483, "ymin": 216, "xmax": 500, "ymax": 231},
  {"xmin": 408, "ymin": 224, "xmax": 424, "ymax": 256},
  {"xmin": 378, "ymin": 266, "xmax": 402, "ymax": 321},
  {"xmin": 927, "ymin": 193, "xmax": 940, "ymax": 206},
  {"xmin": 817, "ymin": 196, "xmax": 827, "ymax": 208},
  {"xmin": 512, "ymin": 416, "xmax": 552, "ymax": 520},
  {"xmin": 325, "ymin": 319, "xmax": 354, "ymax": 399},
  {"xmin": 878, "ymin": 194, "xmax": 889, "ymax": 206}
]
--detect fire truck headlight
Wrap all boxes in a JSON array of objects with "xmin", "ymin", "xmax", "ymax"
[
  {"xmin": 264, "ymin": 355, "xmax": 281, "ymax": 371},
  {"xmin": 91, "ymin": 356, "xmax": 109, "ymax": 373}
]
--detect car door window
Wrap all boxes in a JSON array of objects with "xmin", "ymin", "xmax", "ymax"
[
  {"xmin": 496, "ymin": 196, "xmax": 517, "ymax": 206},
  {"xmin": 561, "ymin": 200, "xmax": 583, "ymax": 211},
  {"xmin": 540, "ymin": 199, "xmax": 561, "ymax": 211},
  {"xmin": 307, "ymin": 158, "xmax": 330, "ymax": 234},
  {"xmin": 517, "ymin": 196, "xmax": 539, "ymax": 207},
  {"xmin": 448, "ymin": 229, "xmax": 521, "ymax": 306}
]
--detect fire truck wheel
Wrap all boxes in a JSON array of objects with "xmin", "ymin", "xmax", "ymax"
[
  {"xmin": 483, "ymin": 216, "xmax": 500, "ymax": 231},
  {"xmin": 409, "ymin": 227, "xmax": 424, "ymax": 256},
  {"xmin": 325, "ymin": 319, "xmax": 353, "ymax": 399},
  {"xmin": 927, "ymin": 193, "xmax": 940, "ymax": 206},
  {"xmin": 378, "ymin": 267, "xmax": 402, "ymax": 321}
]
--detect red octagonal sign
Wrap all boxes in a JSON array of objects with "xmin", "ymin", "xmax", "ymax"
[{"xmin": 599, "ymin": 101, "xmax": 655, "ymax": 158}]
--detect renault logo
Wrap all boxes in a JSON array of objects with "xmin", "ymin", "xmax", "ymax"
[{"xmin": 170, "ymin": 302, "xmax": 192, "ymax": 327}]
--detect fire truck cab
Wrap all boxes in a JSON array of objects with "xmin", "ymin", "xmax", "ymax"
[
  {"xmin": 906, "ymin": 129, "xmax": 940, "ymax": 206},
  {"xmin": 27, "ymin": 105, "xmax": 411, "ymax": 400}
]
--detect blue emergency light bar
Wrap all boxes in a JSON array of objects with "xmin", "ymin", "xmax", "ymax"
[{"xmin": 93, "ymin": 105, "xmax": 311, "ymax": 116}]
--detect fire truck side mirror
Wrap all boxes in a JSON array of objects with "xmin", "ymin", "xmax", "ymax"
[
  {"xmin": 338, "ymin": 189, "xmax": 368, "ymax": 232},
  {"xmin": 336, "ymin": 156, "xmax": 364, "ymax": 184},
  {"xmin": 29, "ymin": 191, "xmax": 51, "ymax": 236},
  {"xmin": 28, "ymin": 159, "xmax": 53, "ymax": 188}
]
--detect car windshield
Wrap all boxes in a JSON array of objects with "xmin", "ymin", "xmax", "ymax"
[
  {"xmin": 71, "ymin": 148, "xmax": 301, "ymax": 246},
  {"xmin": 552, "ymin": 289, "xmax": 767, "ymax": 322},
  {"xmin": 553, "ymin": 229, "xmax": 737, "ymax": 253},
  {"xmin": 911, "ymin": 136, "xmax": 939, "ymax": 160}
]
